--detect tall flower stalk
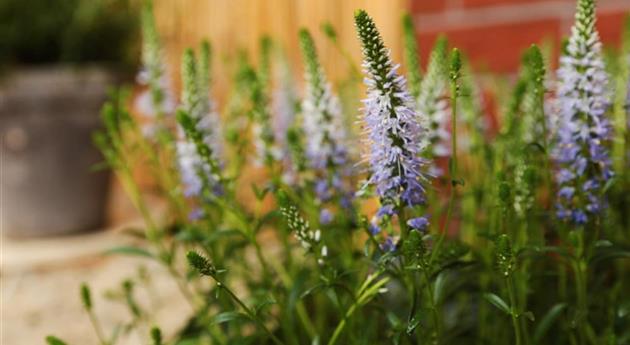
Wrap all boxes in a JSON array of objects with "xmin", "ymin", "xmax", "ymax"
[
  {"xmin": 613, "ymin": 15, "xmax": 630, "ymax": 172},
  {"xmin": 553, "ymin": 0, "xmax": 613, "ymax": 225},
  {"xmin": 354, "ymin": 10, "xmax": 432, "ymax": 219},
  {"xmin": 402, "ymin": 12, "xmax": 422, "ymax": 99},
  {"xmin": 299, "ymin": 29, "xmax": 352, "ymax": 215},
  {"xmin": 248, "ymin": 38, "xmax": 280, "ymax": 167},
  {"xmin": 553, "ymin": 1, "xmax": 612, "ymax": 343},
  {"xmin": 136, "ymin": 0, "xmax": 176, "ymax": 130},
  {"xmin": 417, "ymin": 36, "xmax": 451, "ymax": 168},
  {"xmin": 272, "ymin": 51, "xmax": 300, "ymax": 184},
  {"xmin": 176, "ymin": 48, "xmax": 224, "ymax": 203},
  {"xmin": 299, "ymin": 29, "xmax": 348, "ymax": 172}
]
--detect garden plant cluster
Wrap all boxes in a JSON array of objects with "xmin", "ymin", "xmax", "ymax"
[{"xmin": 48, "ymin": 0, "xmax": 629, "ymax": 344}]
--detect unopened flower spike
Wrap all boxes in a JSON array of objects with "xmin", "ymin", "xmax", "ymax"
[
  {"xmin": 613, "ymin": 15, "xmax": 630, "ymax": 171},
  {"xmin": 417, "ymin": 36, "xmax": 451, "ymax": 165},
  {"xmin": 176, "ymin": 49, "xmax": 224, "ymax": 201},
  {"xmin": 321, "ymin": 21, "xmax": 337, "ymax": 42},
  {"xmin": 280, "ymin": 203, "xmax": 327, "ymax": 264},
  {"xmin": 186, "ymin": 251, "xmax": 217, "ymax": 277},
  {"xmin": 494, "ymin": 234, "xmax": 515, "ymax": 277},
  {"xmin": 80, "ymin": 283, "xmax": 92, "ymax": 311},
  {"xmin": 402, "ymin": 12, "xmax": 422, "ymax": 99},
  {"xmin": 150, "ymin": 327, "xmax": 163, "ymax": 345},
  {"xmin": 354, "ymin": 9, "xmax": 432, "ymax": 209},
  {"xmin": 505, "ymin": 46, "xmax": 546, "ymax": 217},
  {"xmin": 553, "ymin": 0, "xmax": 613, "ymax": 224},
  {"xmin": 520, "ymin": 45, "xmax": 548, "ymax": 144},
  {"xmin": 258, "ymin": 36, "xmax": 273, "ymax": 90},
  {"xmin": 449, "ymin": 48, "xmax": 462, "ymax": 93}
]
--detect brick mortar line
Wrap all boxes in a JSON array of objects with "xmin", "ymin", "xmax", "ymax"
[{"xmin": 414, "ymin": 1, "xmax": 629, "ymax": 33}]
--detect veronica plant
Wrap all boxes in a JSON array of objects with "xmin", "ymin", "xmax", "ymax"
[{"xmin": 48, "ymin": 5, "xmax": 630, "ymax": 345}]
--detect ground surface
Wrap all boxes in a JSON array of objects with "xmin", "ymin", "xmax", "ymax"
[
  {"xmin": 1, "ymin": 224, "xmax": 193, "ymax": 345},
  {"xmin": 1, "ymin": 189, "xmax": 192, "ymax": 345}
]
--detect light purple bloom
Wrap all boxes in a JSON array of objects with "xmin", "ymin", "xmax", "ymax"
[
  {"xmin": 355, "ymin": 11, "xmax": 432, "ymax": 208},
  {"xmin": 376, "ymin": 204, "xmax": 395, "ymax": 219},
  {"xmin": 319, "ymin": 209, "xmax": 333, "ymax": 225},
  {"xmin": 380, "ymin": 237, "xmax": 397, "ymax": 252},
  {"xmin": 552, "ymin": 0, "xmax": 613, "ymax": 224},
  {"xmin": 135, "ymin": 4, "xmax": 176, "ymax": 137},
  {"xmin": 407, "ymin": 217, "xmax": 429, "ymax": 231},
  {"xmin": 369, "ymin": 222, "xmax": 381, "ymax": 235},
  {"xmin": 272, "ymin": 58, "xmax": 299, "ymax": 183},
  {"xmin": 188, "ymin": 208, "xmax": 204, "ymax": 221},
  {"xmin": 177, "ymin": 50, "xmax": 223, "ymax": 198},
  {"xmin": 299, "ymin": 29, "xmax": 349, "ymax": 172},
  {"xmin": 302, "ymin": 70, "xmax": 348, "ymax": 171}
]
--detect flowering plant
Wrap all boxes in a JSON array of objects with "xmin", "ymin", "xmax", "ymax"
[{"xmin": 48, "ymin": 2, "xmax": 630, "ymax": 345}]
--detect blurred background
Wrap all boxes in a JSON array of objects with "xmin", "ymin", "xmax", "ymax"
[{"xmin": 1, "ymin": 0, "xmax": 628, "ymax": 344}]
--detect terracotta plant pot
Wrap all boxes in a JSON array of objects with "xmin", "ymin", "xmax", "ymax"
[{"xmin": 1, "ymin": 67, "xmax": 114, "ymax": 237}]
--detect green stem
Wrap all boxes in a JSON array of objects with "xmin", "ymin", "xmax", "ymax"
[
  {"xmin": 422, "ymin": 269, "xmax": 442, "ymax": 343},
  {"xmin": 216, "ymin": 279, "xmax": 285, "ymax": 345},
  {"xmin": 430, "ymin": 187, "xmax": 455, "ymax": 265},
  {"xmin": 507, "ymin": 277, "xmax": 522, "ymax": 345},
  {"xmin": 572, "ymin": 230, "xmax": 596, "ymax": 345},
  {"xmin": 431, "ymin": 70, "xmax": 461, "ymax": 264},
  {"xmin": 87, "ymin": 310, "xmax": 109, "ymax": 345},
  {"xmin": 327, "ymin": 302, "xmax": 357, "ymax": 345},
  {"xmin": 268, "ymin": 258, "xmax": 318, "ymax": 339}
]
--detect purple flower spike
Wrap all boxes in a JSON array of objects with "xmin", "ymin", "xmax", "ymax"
[
  {"xmin": 552, "ymin": 0, "xmax": 613, "ymax": 224},
  {"xmin": 354, "ymin": 10, "xmax": 432, "ymax": 209},
  {"xmin": 299, "ymin": 29, "xmax": 349, "ymax": 172}
]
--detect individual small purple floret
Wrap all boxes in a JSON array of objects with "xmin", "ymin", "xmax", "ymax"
[{"xmin": 407, "ymin": 217, "xmax": 429, "ymax": 231}]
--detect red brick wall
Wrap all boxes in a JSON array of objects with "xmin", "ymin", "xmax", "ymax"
[{"xmin": 410, "ymin": 0, "xmax": 630, "ymax": 73}]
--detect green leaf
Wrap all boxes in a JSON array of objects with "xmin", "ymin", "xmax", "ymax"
[
  {"xmin": 533, "ymin": 303, "xmax": 567, "ymax": 343},
  {"xmin": 254, "ymin": 298, "xmax": 277, "ymax": 315},
  {"xmin": 595, "ymin": 240, "xmax": 613, "ymax": 248},
  {"xmin": 521, "ymin": 311, "xmax": 535, "ymax": 322},
  {"xmin": 251, "ymin": 184, "xmax": 270, "ymax": 201},
  {"xmin": 483, "ymin": 293, "xmax": 511, "ymax": 315},
  {"xmin": 104, "ymin": 246, "xmax": 154, "ymax": 259},
  {"xmin": 433, "ymin": 272, "xmax": 447, "ymax": 305},
  {"xmin": 300, "ymin": 284, "xmax": 324, "ymax": 299},
  {"xmin": 590, "ymin": 248, "xmax": 630, "ymax": 265},
  {"xmin": 406, "ymin": 316, "xmax": 421, "ymax": 335},
  {"xmin": 45, "ymin": 336, "xmax": 68, "ymax": 345},
  {"xmin": 212, "ymin": 311, "xmax": 250, "ymax": 325},
  {"xmin": 617, "ymin": 301, "xmax": 630, "ymax": 318}
]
